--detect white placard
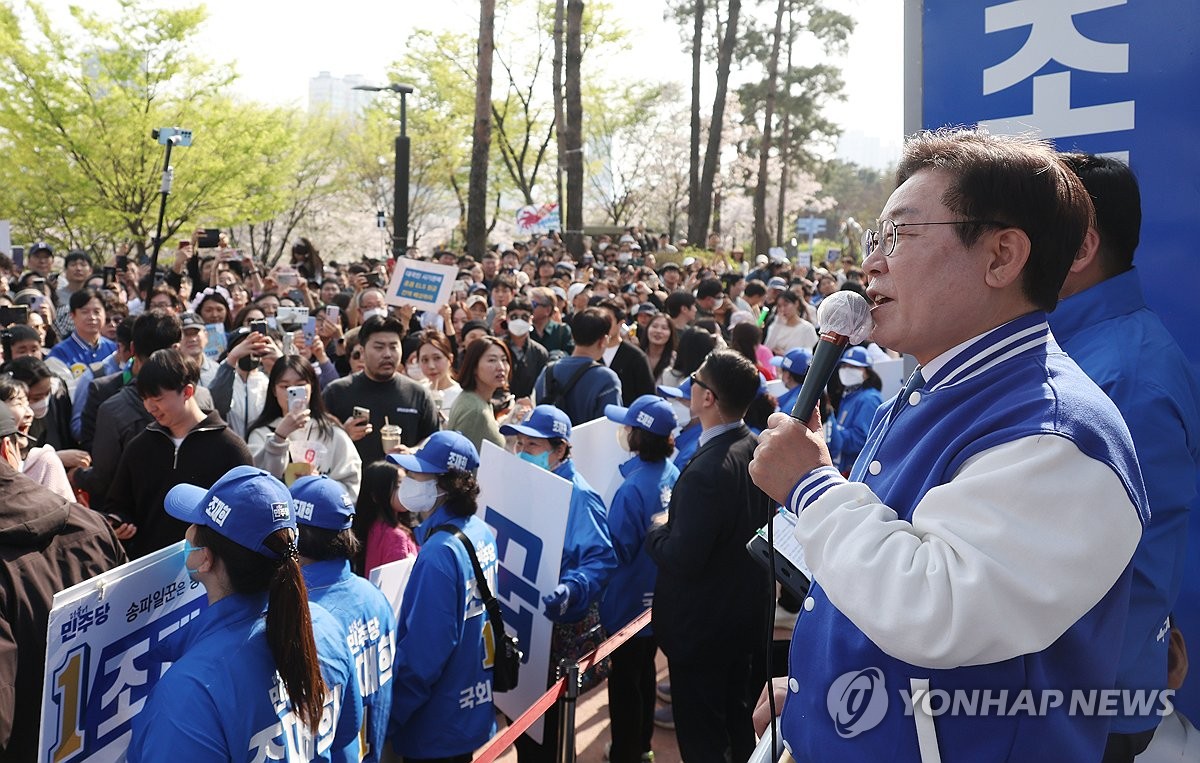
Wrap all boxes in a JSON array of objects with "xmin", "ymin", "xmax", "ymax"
[
  {"xmin": 477, "ymin": 441, "xmax": 572, "ymax": 743},
  {"xmin": 874, "ymin": 357, "xmax": 905, "ymax": 400},
  {"xmin": 369, "ymin": 556, "xmax": 418, "ymax": 623},
  {"xmin": 566, "ymin": 417, "xmax": 627, "ymax": 508},
  {"xmin": 0, "ymin": 220, "xmax": 10, "ymax": 256},
  {"xmin": 38, "ymin": 542, "xmax": 208, "ymax": 762},
  {"xmin": 384, "ymin": 257, "xmax": 459, "ymax": 312}
]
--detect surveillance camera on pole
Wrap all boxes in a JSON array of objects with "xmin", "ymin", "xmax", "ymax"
[{"xmin": 148, "ymin": 127, "xmax": 193, "ymax": 278}]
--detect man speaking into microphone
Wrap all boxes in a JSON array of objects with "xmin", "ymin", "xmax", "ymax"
[{"xmin": 750, "ymin": 129, "xmax": 1149, "ymax": 762}]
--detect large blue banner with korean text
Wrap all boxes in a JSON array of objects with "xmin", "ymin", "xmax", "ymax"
[
  {"xmin": 915, "ymin": 0, "xmax": 1200, "ymax": 371},
  {"xmin": 37, "ymin": 542, "xmax": 206, "ymax": 762}
]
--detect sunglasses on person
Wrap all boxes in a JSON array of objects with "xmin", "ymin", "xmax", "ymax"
[{"xmin": 689, "ymin": 372, "xmax": 718, "ymax": 400}]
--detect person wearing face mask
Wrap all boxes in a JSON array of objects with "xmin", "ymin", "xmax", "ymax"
[
  {"xmin": 601, "ymin": 396, "xmax": 680, "ymax": 763},
  {"xmin": 832, "ymin": 346, "xmax": 884, "ymax": 475},
  {"xmin": 657, "ymin": 379, "xmax": 703, "ymax": 469},
  {"xmin": 351, "ymin": 461, "xmax": 420, "ymax": 577},
  {"xmin": 383, "ymin": 432, "xmax": 500, "ymax": 762},
  {"xmin": 500, "ymin": 404, "xmax": 617, "ymax": 763},
  {"xmin": 500, "ymin": 297, "xmax": 549, "ymax": 399},
  {"xmin": 0, "ymin": 375, "xmax": 74, "ymax": 501}
]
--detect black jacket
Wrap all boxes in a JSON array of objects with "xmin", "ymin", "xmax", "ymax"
[
  {"xmin": 0, "ymin": 462, "xmax": 126, "ymax": 762},
  {"xmin": 607, "ymin": 341, "xmax": 656, "ymax": 406},
  {"xmin": 107, "ymin": 410, "xmax": 252, "ymax": 558},
  {"xmin": 506, "ymin": 335, "xmax": 549, "ymax": 399},
  {"xmin": 646, "ymin": 425, "xmax": 772, "ymax": 662}
]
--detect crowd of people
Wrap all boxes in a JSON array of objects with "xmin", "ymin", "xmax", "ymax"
[{"xmin": 1, "ymin": 130, "xmax": 1197, "ymax": 763}]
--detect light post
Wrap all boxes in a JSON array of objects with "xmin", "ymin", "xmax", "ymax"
[{"xmin": 354, "ymin": 82, "xmax": 415, "ymax": 259}]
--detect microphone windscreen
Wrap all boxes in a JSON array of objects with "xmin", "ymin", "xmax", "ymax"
[{"xmin": 816, "ymin": 291, "xmax": 874, "ymax": 344}]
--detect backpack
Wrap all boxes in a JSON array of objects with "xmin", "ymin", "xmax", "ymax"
[{"xmin": 539, "ymin": 359, "xmax": 601, "ymax": 422}]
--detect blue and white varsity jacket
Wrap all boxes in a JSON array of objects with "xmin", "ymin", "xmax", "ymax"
[
  {"xmin": 600, "ymin": 455, "xmax": 679, "ymax": 635},
  {"xmin": 303, "ymin": 559, "xmax": 397, "ymax": 763},
  {"xmin": 780, "ymin": 312, "xmax": 1149, "ymax": 763},
  {"xmin": 129, "ymin": 592, "xmax": 363, "ymax": 763},
  {"xmin": 389, "ymin": 507, "xmax": 498, "ymax": 758}
]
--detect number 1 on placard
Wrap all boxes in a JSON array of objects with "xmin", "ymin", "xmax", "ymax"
[{"xmin": 51, "ymin": 646, "xmax": 88, "ymax": 762}]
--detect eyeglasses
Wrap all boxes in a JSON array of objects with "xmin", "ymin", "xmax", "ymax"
[
  {"xmin": 689, "ymin": 372, "xmax": 718, "ymax": 400},
  {"xmin": 862, "ymin": 219, "xmax": 1007, "ymax": 258}
]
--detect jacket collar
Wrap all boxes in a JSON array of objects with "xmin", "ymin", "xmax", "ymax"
[
  {"xmin": 923, "ymin": 311, "xmax": 1052, "ymax": 393},
  {"xmin": 147, "ymin": 409, "xmax": 228, "ymax": 438},
  {"xmin": 1048, "ymin": 267, "xmax": 1145, "ymax": 345},
  {"xmin": 301, "ymin": 558, "xmax": 352, "ymax": 591}
]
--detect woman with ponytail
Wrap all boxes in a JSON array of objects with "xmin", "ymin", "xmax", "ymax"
[{"xmin": 128, "ymin": 465, "xmax": 363, "ymax": 762}]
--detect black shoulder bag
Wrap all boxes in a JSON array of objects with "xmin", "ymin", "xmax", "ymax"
[{"xmin": 435, "ymin": 525, "xmax": 521, "ymax": 692}]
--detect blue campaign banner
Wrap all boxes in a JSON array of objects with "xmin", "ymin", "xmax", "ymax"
[{"xmin": 914, "ymin": 0, "xmax": 1200, "ymax": 372}]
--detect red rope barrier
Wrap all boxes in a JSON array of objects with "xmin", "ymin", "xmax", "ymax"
[{"xmin": 473, "ymin": 608, "xmax": 654, "ymax": 763}]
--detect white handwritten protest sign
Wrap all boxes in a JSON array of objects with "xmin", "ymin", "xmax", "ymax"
[
  {"xmin": 384, "ymin": 257, "xmax": 458, "ymax": 312},
  {"xmin": 477, "ymin": 441, "xmax": 572, "ymax": 743},
  {"xmin": 38, "ymin": 541, "xmax": 207, "ymax": 762}
]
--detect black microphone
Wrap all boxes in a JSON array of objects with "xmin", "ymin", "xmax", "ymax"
[{"xmin": 789, "ymin": 291, "xmax": 874, "ymax": 421}]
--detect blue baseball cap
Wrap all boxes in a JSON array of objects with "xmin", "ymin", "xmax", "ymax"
[
  {"xmin": 839, "ymin": 346, "xmax": 872, "ymax": 368},
  {"xmin": 388, "ymin": 430, "xmax": 480, "ymax": 473},
  {"xmin": 770, "ymin": 347, "xmax": 813, "ymax": 376},
  {"xmin": 657, "ymin": 377, "xmax": 693, "ymax": 401},
  {"xmin": 500, "ymin": 404, "xmax": 572, "ymax": 440},
  {"xmin": 165, "ymin": 466, "xmax": 295, "ymax": 559},
  {"xmin": 605, "ymin": 395, "xmax": 677, "ymax": 436},
  {"xmin": 290, "ymin": 475, "xmax": 355, "ymax": 531}
]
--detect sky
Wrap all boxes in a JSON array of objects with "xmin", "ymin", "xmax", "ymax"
[{"xmin": 27, "ymin": 0, "xmax": 904, "ymax": 164}]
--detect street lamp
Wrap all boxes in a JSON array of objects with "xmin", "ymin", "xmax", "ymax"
[{"xmin": 354, "ymin": 82, "xmax": 415, "ymax": 259}]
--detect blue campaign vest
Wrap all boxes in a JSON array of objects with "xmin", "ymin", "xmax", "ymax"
[
  {"xmin": 834, "ymin": 385, "xmax": 883, "ymax": 473},
  {"xmin": 672, "ymin": 422, "xmax": 702, "ymax": 469},
  {"xmin": 129, "ymin": 593, "xmax": 363, "ymax": 763},
  {"xmin": 303, "ymin": 559, "xmax": 397, "ymax": 763},
  {"xmin": 782, "ymin": 313, "xmax": 1149, "ymax": 763},
  {"xmin": 389, "ymin": 509, "xmax": 498, "ymax": 758},
  {"xmin": 552, "ymin": 459, "xmax": 618, "ymax": 621},
  {"xmin": 600, "ymin": 455, "xmax": 679, "ymax": 635}
]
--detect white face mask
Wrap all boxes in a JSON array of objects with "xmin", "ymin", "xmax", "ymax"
[
  {"xmin": 30, "ymin": 398, "xmax": 49, "ymax": 419},
  {"xmin": 615, "ymin": 426, "xmax": 631, "ymax": 452},
  {"xmin": 507, "ymin": 318, "xmax": 532, "ymax": 337},
  {"xmin": 838, "ymin": 367, "xmax": 866, "ymax": 387},
  {"xmin": 398, "ymin": 476, "xmax": 441, "ymax": 514},
  {"xmin": 362, "ymin": 307, "xmax": 387, "ymax": 322},
  {"xmin": 671, "ymin": 400, "xmax": 691, "ymax": 426}
]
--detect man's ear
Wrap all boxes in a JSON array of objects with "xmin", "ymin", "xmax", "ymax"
[
  {"xmin": 1068, "ymin": 227, "xmax": 1102, "ymax": 275},
  {"xmin": 983, "ymin": 227, "xmax": 1032, "ymax": 290}
]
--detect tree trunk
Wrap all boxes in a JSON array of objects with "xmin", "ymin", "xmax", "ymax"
[
  {"xmin": 753, "ymin": 0, "xmax": 786, "ymax": 256},
  {"xmin": 564, "ymin": 0, "xmax": 585, "ymax": 258},
  {"xmin": 553, "ymin": 0, "xmax": 566, "ymax": 222},
  {"xmin": 775, "ymin": 6, "xmax": 795, "ymax": 246},
  {"xmin": 467, "ymin": 0, "xmax": 496, "ymax": 258},
  {"xmin": 690, "ymin": 0, "xmax": 741, "ymax": 246},
  {"xmin": 687, "ymin": 0, "xmax": 704, "ymax": 243}
]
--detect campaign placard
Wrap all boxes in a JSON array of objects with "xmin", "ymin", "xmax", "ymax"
[
  {"xmin": 384, "ymin": 257, "xmax": 458, "ymax": 312},
  {"xmin": 38, "ymin": 542, "xmax": 207, "ymax": 762},
  {"xmin": 476, "ymin": 441, "xmax": 572, "ymax": 743},
  {"xmin": 369, "ymin": 556, "xmax": 418, "ymax": 624},
  {"xmin": 569, "ymin": 416, "xmax": 626, "ymax": 508}
]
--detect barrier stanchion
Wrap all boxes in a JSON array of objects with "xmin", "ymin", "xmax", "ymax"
[
  {"xmin": 557, "ymin": 662, "xmax": 580, "ymax": 763},
  {"xmin": 473, "ymin": 608, "xmax": 654, "ymax": 763}
]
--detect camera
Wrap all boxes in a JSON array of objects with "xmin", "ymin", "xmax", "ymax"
[{"xmin": 152, "ymin": 127, "xmax": 193, "ymax": 147}]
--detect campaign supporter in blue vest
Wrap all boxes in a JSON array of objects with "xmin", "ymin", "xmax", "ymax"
[
  {"xmin": 500, "ymin": 405, "xmax": 618, "ymax": 763},
  {"xmin": 769, "ymin": 346, "xmax": 812, "ymax": 417},
  {"xmin": 601, "ymin": 395, "xmax": 680, "ymax": 763},
  {"xmin": 128, "ymin": 466, "xmax": 363, "ymax": 763},
  {"xmin": 656, "ymin": 379, "xmax": 702, "ymax": 468},
  {"xmin": 46, "ymin": 288, "xmax": 118, "ymax": 379},
  {"xmin": 292, "ymin": 475, "xmax": 397, "ymax": 763},
  {"xmin": 384, "ymin": 432, "xmax": 498, "ymax": 763},
  {"xmin": 831, "ymin": 346, "xmax": 883, "ymax": 474},
  {"xmin": 749, "ymin": 130, "xmax": 1149, "ymax": 762},
  {"xmin": 1051, "ymin": 153, "xmax": 1200, "ymax": 758}
]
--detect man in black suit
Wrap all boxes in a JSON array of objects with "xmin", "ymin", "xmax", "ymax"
[
  {"xmin": 596, "ymin": 299, "xmax": 655, "ymax": 407},
  {"xmin": 646, "ymin": 349, "xmax": 772, "ymax": 763}
]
